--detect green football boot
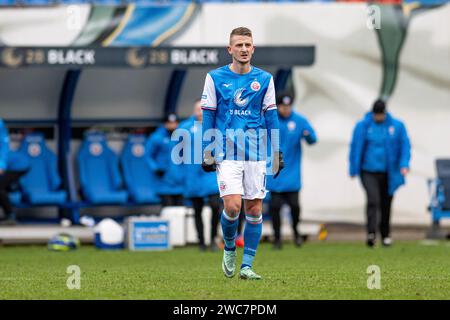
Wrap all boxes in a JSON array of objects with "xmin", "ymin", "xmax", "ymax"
[
  {"xmin": 222, "ymin": 250, "xmax": 237, "ymax": 278},
  {"xmin": 239, "ymin": 266, "xmax": 262, "ymax": 280}
]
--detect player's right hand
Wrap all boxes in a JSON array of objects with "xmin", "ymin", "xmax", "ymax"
[
  {"xmin": 202, "ymin": 151, "xmax": 216, "ymax": 172},
  {"xmin": 273, "ymin": 151, "xmax": 284, "ymax": 179}
]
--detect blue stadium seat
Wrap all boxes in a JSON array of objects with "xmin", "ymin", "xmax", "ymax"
[
  {"xmin": 77, "ymin": 132, "xmax": 128, "ymax": 204},
  {"xmin": 16, "ymin": 133, "xmax": 67, "ymax": 205},
  {"xmin": 121, "ymin": 134, "xmax": 160, "ymax": 204}
]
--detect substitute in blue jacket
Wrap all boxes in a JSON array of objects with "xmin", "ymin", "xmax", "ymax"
[
  {"xmin": 349, "ymin": 99, "xmax": 411, "ymax": 247},
  {"xmin": 179, "ymin": 100, "xmax": 222, "ymax": 251},
  {"xmin": 267, "ymin": 93, "xmax": 317, "ymax": 249},
  {"xmin": 0, "ymin": 120, "xmax": 30, "ymax": 225},
  {"xmin": 146, "ymin": 113, "xmax": 184, "ymax": 207}
]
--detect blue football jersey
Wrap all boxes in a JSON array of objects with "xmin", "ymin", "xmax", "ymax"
[{"xmin": 201, "ymin": 65, "xmax": 276, "ymax": 161}]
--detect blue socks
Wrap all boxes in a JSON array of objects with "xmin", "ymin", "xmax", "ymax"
[
  {"xmin": 241, "ymin": 213, "xmax": 262, "ymax": 269},
  {"xmin": 221, "ymin": 210, "xmax": 239, "ymax": 251},
  {"xmin": 221, "ymin": 210, "xmax": 263, "ymax": 269}
]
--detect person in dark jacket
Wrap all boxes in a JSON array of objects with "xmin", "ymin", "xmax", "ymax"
[
  {"xmin": 349, "ymin": 99, "xmax": 411, "ymax": 247},
  {"xmin": 0, "ymin": 120, "xmax": 30, "ymax": 225},
  {"xmin": 267, "ymin": 93, "xmax": 317, "ymax": 249}
]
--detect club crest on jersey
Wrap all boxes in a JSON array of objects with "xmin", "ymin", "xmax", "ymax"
[
  {"xmin": 219, "ymin": 181, "xmax": 227, "ymax": 191},
  {"xmin": 250, "ymin": 81, "xmax": 261, "ymax": 91},
  {"xmin": 233, "ymin": 88, "xmax": 248, "ymax": 107},
  {"xmin": 389, "ymin": 126, "xmax": 395, "ymax": 135},
  {"xmin": 288, "ymin": 121, "xmax": 296, "ymax": 131}
]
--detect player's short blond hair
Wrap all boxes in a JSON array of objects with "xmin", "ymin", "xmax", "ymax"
[{"xmin": 229, "ymin": 27, "xmax": 253, "ymax": 44}]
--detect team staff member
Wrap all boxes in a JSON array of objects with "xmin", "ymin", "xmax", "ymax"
[
  {"xmin": 349, "ymin": 99, "xmax": 411, "ymax": 247},
  {"xmin": 147, "ymin": 113, "xmax": 184, "ymax": 207},
  {"xmin": 179, "ymin": 100, "xmax": 221, "ymax": 251},
  {"xmin": 267, "ymin": 93, "xmax": 317, "ymax": 249},
  {"xmin": 0, "ymin": 119, "xmax": 30, "ymax": 224}
]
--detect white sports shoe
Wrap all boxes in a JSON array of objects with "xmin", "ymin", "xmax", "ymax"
[{"xmin": 382, "ymin": 237, "xmax": 393, "ymax": 247}]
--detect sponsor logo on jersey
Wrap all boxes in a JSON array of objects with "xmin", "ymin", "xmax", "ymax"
[
  {"xmin": 233, "ymin": 88, "xmax": 248, "ymax": 107},
  {"xmin": 223, "ymin": 83, "xmax": 232, "ymax": 88},
  {"xmin": 250, "ymin": 81, "xmax": 261, "ymax": 91},
  {"xmin": 230, "ymin": 110, "xmax": 251, "ymax": 116}
]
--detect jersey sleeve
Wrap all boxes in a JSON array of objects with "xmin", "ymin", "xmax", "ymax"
[
  {"xmin": 200, "ymin": 73, "xmax": 217, "ymax": 111},
  {"xmin": 262, "ymin": 76, "xmax": 277, "ymax": 112}
]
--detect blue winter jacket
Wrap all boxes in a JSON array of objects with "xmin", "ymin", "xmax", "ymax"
[
  {"xmin": 146, "ymin": 126, "xmax": 184, "ymax": 196},
  {"xmin": 349, "ymin": 112, "xmax": 411, "ymax": 195},
  {"xmin": 0, "ymin": 119, "xmax": 29, "ymax": 172},
  {"xmin": 267, "ymin": 111, "xmax": 317, "ymax": 192},
  {"xmin": 178, "ymin": 116, "xmax": 218, "ymax": 198},
  {"xmin": 0, "ymin": 119, "xmax": 9, "ymax": 171}
]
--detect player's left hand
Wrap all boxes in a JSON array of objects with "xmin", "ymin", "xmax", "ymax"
[{"xmin": 273, "ymin": 151, "xmax": 284, "ymax": 179}]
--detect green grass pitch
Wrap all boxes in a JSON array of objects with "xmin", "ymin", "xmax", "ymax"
[{"xmin": 0, "ymin": 241, "xmax": 449, "ymax": 299}]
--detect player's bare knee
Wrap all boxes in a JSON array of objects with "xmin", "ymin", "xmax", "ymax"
[
  {"xmin": 245, "ymin": 200, "xmax": 263, "ymax": 215},
  {"xmin": 224, "ymin": 202, "xmax": 241, "ymax": 217},
  {"xmin": 246, "ymin": 208, "xmax": 261, "ymax": 217},
  {"xmin": 223, "ymin": 195, "xmax": 242, "ymax": 216}
]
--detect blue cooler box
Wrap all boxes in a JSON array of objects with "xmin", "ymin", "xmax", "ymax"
[{"xmin": 126, "ymin": 217, "xmax": 171, "ymax": 251}]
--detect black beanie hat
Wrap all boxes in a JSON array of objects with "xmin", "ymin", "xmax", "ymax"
[
  {"xmin": 163, "ymin": 113, "xmax": 179, "ymax": 123},
  {"xmin": 276, "ymin": 92, "xmax": 294, "ymax": 106},
  {"xmin": 372, "ymin": 99, "xmax": 386, "ymax": 114}
]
